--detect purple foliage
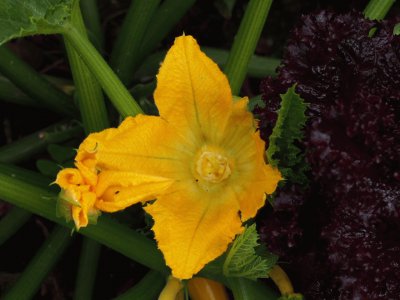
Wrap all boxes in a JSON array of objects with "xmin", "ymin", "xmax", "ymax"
[{"xmin": 257, "ymin": 10, "xmax": 400, "ymax": 299}]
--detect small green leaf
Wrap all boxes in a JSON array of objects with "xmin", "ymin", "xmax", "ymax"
[
  {"xmin": 56, "ymin": 195, "xmax": 72, "ymax": 222},
  {"xmin": 87, "ymin": 208, "xmax": 101, "ymax": 225},
  {"xmin": 223, "ymin": 224, "xmax": 278, "ymax": 281},
  {"xmin": 47, "ymin": 144, "xmax": 76, "ymax": 164},
  {"xmin": 0, "ymin": 0, "xmax": 74, "ymax": 46},
  {"xmin": 267, "ymin": 85, "xmax": 308, "ymax": 185},
  {"xmin": 36, "ymin": 159, "xmax": 61, "ymax": 178},
  {"xmin": 394, "ymin": 23, "xmax": 400, "ymax": 35}
]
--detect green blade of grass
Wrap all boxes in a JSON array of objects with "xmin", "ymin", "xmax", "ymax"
[
  {"xmin": 0, "ymin": 121, "xmax": 82, "ymax": 164},
  {"xmin": 74, "ymin": 238, "xmax": 101, "ymax": 300},
  {"xmin": 110, "ymin": 0, "xmax": 161, "ymax": 85},
  {"xmin": 364, "ymin": 0, "xmax": 395, "ymax": 20},
  {"xmin": 0, "ymin": 206, "xmax": 32, "ymax": 246},
  {"xmin": 0, "ymin": 46, "xmax": 76, "ymax": 116},
  {"xmin": 64, "ymin": 0, "xmax": 109, "ymax": 134},
  {"xmin": 113, "ymin": 270, "xmax": 165, "ymax": 300},
  {"xmin": 224, "ymin": 0, "xmax": 273, "ymax": 95},
  {"xmin": 2, "ymin": 226, "xmax": 72, "ymax": 300}
]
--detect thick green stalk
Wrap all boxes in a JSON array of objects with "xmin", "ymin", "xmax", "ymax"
[
  {"xmin": 0, "ymin": 167, "xmax": 167, "ymax": 274},
  {"xmin": 0, "ymin": 206, "xmax": 31, "ymax": 246},
  {"xmin": 63, "ymin": 26, "xmax": 143, "ymax": 118},
  {"xmin": 0, "ymin": 161, "xmax": 51, "ymax": 247},
  {"xmin": 110, "ymin": 0, "xmax": 161, "ymax": 85},
  {"xmin": 0, "ymin": 163, "xmax": 52, "ymax": 187},
  {"xmin": 227, "ymin": 278, "xmax": 278, "ymax": 300},
  {"xmin": 64, "ymin": 0, "xmax": 109, "ymax": 134},
  {"xmin": 65, "ymin": 4, "xmax": 107, "ymax": 297},
  {"xmin": 0, "ymin": 46, "xmax": 76, "ymax": 116},
  {"xmin": 224, "ymin": 0, "xmax": 273, "ymax": 95},
  {"xmin": 135, "ymin": 47, "xmax": 279, "ymax": 81},
  {"xmin": 364, "ymin": 0, "xmax": 395, "ymax": 20},
  {"xmin": 139, "ymin": 0, "xmax": 196, "ymax": 57},
  {"xmin": 0, "ymin": 76, "xmax": 38, "ymax": 107},
  {"xmin": 74, "ymin": 238, "xmax": 101, "ymax": 300},
  {"xmin": 80, "ymin": 0, "xmax": 105, "ymax": 51},
  {"xmin": 3, "ymin": 226, "xmax": 71, "ymax": 300},
  {"xmin": 0, "ymin": 121, "xmax": 82, "ymax": 164},
  {"xmin": 113, "ymin": 270, "xmax": 165, "ymax": 300}
]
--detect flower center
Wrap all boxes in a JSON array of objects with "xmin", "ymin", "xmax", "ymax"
[{"xmin": 195, "ymin": 151, "xmax": 231, "ymax": 183}]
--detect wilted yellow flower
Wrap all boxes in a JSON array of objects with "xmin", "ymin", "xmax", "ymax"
[{"xmin": 55, "ymin": 35, "xmax": 281, "ymax": 279}]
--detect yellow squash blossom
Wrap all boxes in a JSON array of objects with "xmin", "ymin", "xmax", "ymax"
[{"xmin": 55, "ymin": 35, "xmax": 281, "ymax": 279}]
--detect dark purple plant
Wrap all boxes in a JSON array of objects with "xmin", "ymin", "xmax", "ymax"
[{"xmin": 257, "ymin": 10, "xmax": 400, "ymax": 299}]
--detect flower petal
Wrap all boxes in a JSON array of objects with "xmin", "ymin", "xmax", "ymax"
[
  {"xmin": 94, "ymin": 170, "xmax": 174, "ymax": 212},
  {"xmin": 155, "ymin": 35, "xmax": 233, "ymax": 144},
  {"xmin": 232, "ymin": 131, "xmax": 282, "ymax": 221},
  {"xmin": 76, "ymin": 115, "xmax": 188, "ymax": 179},
  {"xmin": 72, "ymin": 191, "xmax": 97, "ymax": 229},
  {"xmin": 145, "ymin": 183, "xmax": 243, "ymax": 279}
]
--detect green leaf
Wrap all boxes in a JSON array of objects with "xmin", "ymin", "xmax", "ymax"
[
  {"xmin": 56, "ymin": 195, "xmax": 73, "ymax": 222},
  {"xmin": 394, "ymin": 23, "xmax": 400, "ymax": 35},
  {"xmin": 0, "ymin": 0, "xmax": 74, "ymax": 45},
  {"xmin": 47, "ymin": 144, "xmax": 76, "ymax": 164},
  {"xmin": 266, "ymin": 85, "xmax": 308, "ymax": 185},
  {"xmin": 36, "ymin": 159, "xmax": 61, "ymax": 178},
  {"xmin": 223, "ymin": 224, "xmax": 278, "ymax": 281}
]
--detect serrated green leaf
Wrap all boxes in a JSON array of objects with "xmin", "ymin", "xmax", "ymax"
[
  {"xmin": 47, "ymin": 144, "xmax": 76, "ymax": 164},
  {"xmin": 266, "ymin": 85, "xmax": 308, "ymax": 185},
  {"xmin": 0, "ymin": 0, "xmax": 74, "ymax": 45},
  {"xmin": 223, "ymin": 224, "xmax": 278, "ymax": 281}
]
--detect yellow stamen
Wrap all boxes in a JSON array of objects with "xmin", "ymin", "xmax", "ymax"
[{"xmin": 195, "ymin": 150, "xmax": 231, "ymax": 183}]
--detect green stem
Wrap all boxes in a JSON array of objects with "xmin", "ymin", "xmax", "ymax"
[
  {"xmin": 139, "ymin": 0, "xmax": 196, "ymax": 57},
  {"xmin": 80, "ymin": 0, "xmax": 105, "ymax": 51},
  {"xmin": 64, "ymin": 0, "xmax": 109, "ymax": 134},
  {"xmin": 74, "ymin": 238, "xmax": 101, "ymax": 300},
  {"xmin": 0, "ymin": 167, "xmax": 167, "ymax": 274},
  {"xmin": 135, "ymin": 48, "xmax": 279, "ymax": 81},
  {"xmin": 224, "ymin": 0, "xmax": 273, "ymax": 95},
  {"xmin": 0, "ymin": 76, "xmax": 38, "ymax": 107},
  {"xmin": 3, "ymin": 226, "xmax": 72, "ymax": 300},
  {"xmin": 0, "ymin": 163, "xmax": 52, "ymax": 187},
  {"xmin": 226, "ymin": 278, "xmax": 278, "ymax": 300},
  {"xmin": 63, "ymin": 26, "xmax": 143, "ymax": 118},
  {"xmin": 0, "ymin": 46, "xmax": 76, "ymax": 116},
  {"xmin": 0, "ymin": 121, "xmax": 82, "ymax": 164},
  {"xmin": 110, "ymin": 0, "xmax": 161, "ymax": 85},
  {"xmin": 113, "ymin": 270, "xmax": 165, "ymax": 300},
  {"xmin": 364, "ymin": 0, "xmax": 395, "ymax": 20},
  {"xmin": 0, "ymin": 206, "xmax": 31, "ymax": 246}
]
